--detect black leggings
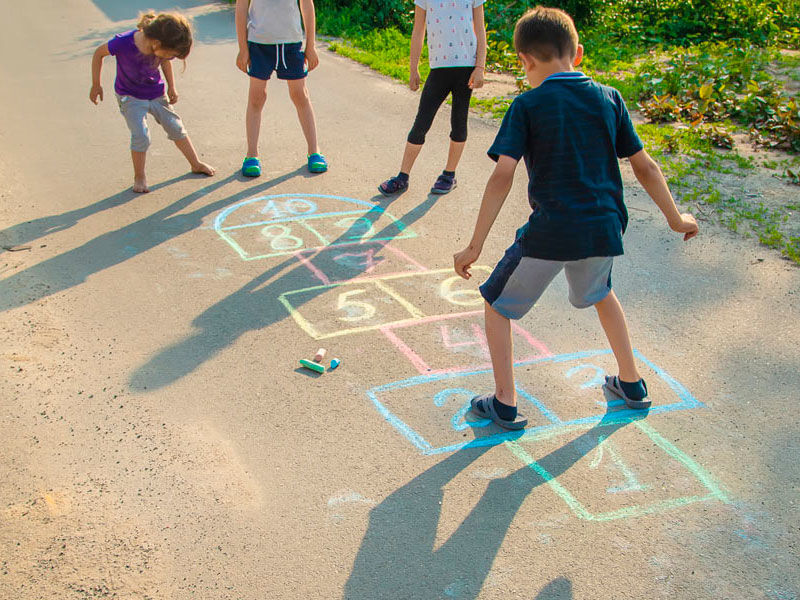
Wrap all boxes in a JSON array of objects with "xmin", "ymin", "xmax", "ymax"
[{"xmin": 407, "ymin": 66, "xmax": 473, "ymax": 145}]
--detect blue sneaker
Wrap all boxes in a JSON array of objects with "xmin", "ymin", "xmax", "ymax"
[
  {"xmin": 242, "ymin": 157, "xmax": 261, "ymax": 177},
  {"xmin": 308, "ymin": 153, "xmax": 328, "ymax": 173}
]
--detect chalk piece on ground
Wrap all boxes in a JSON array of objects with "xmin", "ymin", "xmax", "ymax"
[
  {"xmin": 299, "ymin": 359, "xmax": 325, "ymax": 374},
  {"xmin": 314, "ymin": 348, "xmax": 327, "ymax": 362},
  {"xmin": 330, "ymin": 358, "xmax": 341, "ymax": 370}
]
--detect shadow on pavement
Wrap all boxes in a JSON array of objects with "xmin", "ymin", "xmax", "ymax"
[
  {"xmin": 128, "ymin": 191, "xmax": 443, "ymax": 391},
  {"xmin": 0, "ymin": 168, "xmax": 309, "ymax": 313},
  {"xmin": 343, "ymin": 407, "xmax": 640, "ymax": 599},
  {"xmin": 0, "ymin": 173, "xmax": 192, "ymax": 252}
]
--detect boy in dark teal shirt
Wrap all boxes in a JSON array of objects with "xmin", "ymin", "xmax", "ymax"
[{"xmin": 453, "ymin": 6, "xmax": 698, "ymax": 430}]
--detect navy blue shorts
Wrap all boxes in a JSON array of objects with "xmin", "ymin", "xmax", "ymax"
[{"xmin": 248, "ymin": 41, "xmax": 307, "ymax": 81}]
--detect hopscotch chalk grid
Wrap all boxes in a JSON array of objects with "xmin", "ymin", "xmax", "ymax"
[
  {"xmin": 210, "ymin": 191, "xmax": 730, "ymax": 520},
  {"xmin": 214, "ymin": 194, "xmax": 417, "ymax": 261}
]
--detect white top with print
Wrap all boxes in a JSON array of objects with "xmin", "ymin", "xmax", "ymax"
[
  {"xmin": 415, "ymin": 0, "xmax": 485, "ymax": 69},
  {"xmin": 248, "ymin": 0, "xmax": 304, "ymax": 45}
]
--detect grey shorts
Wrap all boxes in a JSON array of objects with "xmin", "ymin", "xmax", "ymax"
[
  {"xmin": 480, "ymin": 238, "xmax": 614, "ymax": 319},
  {"xmin": 116, "ymin": 94, "xmax": 187, "ymax": 152}
]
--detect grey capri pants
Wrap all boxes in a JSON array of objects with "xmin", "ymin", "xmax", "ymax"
[{"xmin": 116, "ymin": 94, "xmax": 187, "ymax": 152}]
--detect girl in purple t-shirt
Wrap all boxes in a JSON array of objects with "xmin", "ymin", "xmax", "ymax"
[{"xmin": 90, "ymin": 12, "xmax": 214, "ymax": 193}]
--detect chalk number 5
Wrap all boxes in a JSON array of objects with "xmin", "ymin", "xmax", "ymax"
[{"xmin": 337, "ymin": 289, "xmax": 376, "ymax": 322}]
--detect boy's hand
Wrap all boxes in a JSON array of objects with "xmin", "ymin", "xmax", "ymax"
[
  {"xmin": 305, "ymin": 45, "xmax": 319, "ymax": 71},
  {"xmin": 453, "ymin": 246, "xmax": 481, "ymax": 280},
  {"xmin": 167, "ymin": 87, "xmax": 179, "ymax": 104},
  {"xmin": 236, "ymin": 48, "xmax": 250, "ymax": 74},
  {"xmin": 89, "ymin": 85, "xmax": 103, "ymax": 104},
  {"xmin": 468, "ymin": 67, "xmax": 485, "ymax": 89},
  {"xmin": 671, "ymin": 213, "xmax": 699, "ymax": 241},
  {"xmin": 409, "ymin": 69, "xmax": 421, "ymax": 92}
]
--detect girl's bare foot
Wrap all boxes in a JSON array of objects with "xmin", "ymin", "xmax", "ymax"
[
  {"xmin": 133, "ymin": 178, "xmax": 150, "ymax": 193},
  {"xmin": 191, "ymin": 162, "xmax": 215, "ymax": 176}
]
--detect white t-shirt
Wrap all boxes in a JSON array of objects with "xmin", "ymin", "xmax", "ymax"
[
  {"xmin": 248, "ymin": 0, "xmax": 304, "ymax": 45},
  {"xmin": 415, "ymin": 0, "xmax": 485, "ymax": 68}
]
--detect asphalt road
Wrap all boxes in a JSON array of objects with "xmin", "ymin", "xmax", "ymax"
[{"xmin": 1, "ymin": 1, "xmax": 798, "ymax": 599}]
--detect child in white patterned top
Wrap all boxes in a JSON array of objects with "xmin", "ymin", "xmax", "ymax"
[{"xmin": 378, "ymin": 0, "xmax": 487, "ymax": 196}]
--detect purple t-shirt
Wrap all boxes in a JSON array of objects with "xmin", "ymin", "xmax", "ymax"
[{"xmin": 107, "ymin": 30, "xmax": 165, "ymax": 100}]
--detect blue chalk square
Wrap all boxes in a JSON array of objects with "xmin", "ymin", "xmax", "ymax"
[{"xmin": 366, "ymin": 350, "xmax": 703, "ymax": 455}]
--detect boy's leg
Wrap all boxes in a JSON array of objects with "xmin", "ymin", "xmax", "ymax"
[
  {"xmin": 246, "ymin": 77, "xmax": 268, "ymax": 157},
  {"xmin": 594, "ymin": 290, "xmax": 641, "ymax": 383},
  {"xmin": 484, "ymin": 301, "xmax": 516, "ymax": 406},
  {"xmin": 131, "ymin": 150, "xmax": 148, "ymax": 193},
  {"xmin": 286, "ymin": 78, "xmax": 319, "ymax": 156}
]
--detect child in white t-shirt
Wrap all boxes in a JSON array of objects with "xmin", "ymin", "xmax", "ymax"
[
  {"xmin": 235, "ymin": 0, "xmax": 328, "ymax": 176},
  {"xmin": 379, "ymin": 0, "xmax": 487, "ymax": 196}
]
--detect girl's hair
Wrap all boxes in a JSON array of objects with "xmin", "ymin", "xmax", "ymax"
[{"xmin": 137, "ymin": 11, "xmax": 193, "ymax": 59}]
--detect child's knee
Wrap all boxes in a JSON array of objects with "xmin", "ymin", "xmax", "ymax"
[
  {"xmin": 248, "ymin": 86, "xmax": 267, "ymax": 109},
  {"xmin": 130, "ymin": 131, "xmax": 151, "ymax": 152},
  {"xmin": 288, "ymin": 83, "xmax": 310, "ymax": 105}
]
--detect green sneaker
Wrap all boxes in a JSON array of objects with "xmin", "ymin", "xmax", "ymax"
[
  {"xmin": 242, "ymin": 157, "xmax": 261, "ymax": 177},
  {"xmin": 307, "ymin": 153, "xmax": 328, "ymax": 173}
]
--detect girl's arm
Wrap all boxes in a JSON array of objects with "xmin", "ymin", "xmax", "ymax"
[
  {"xmin": 90, "ymin": 43, "xmax": 110, "ymax": 104},
  {"xmin": 299, "ymin": 0, "xmax": 318, "ymax": 71},
  {"xmin": 469, "ymin": 4, "xmax": 487, "ymax": 89},
  {"xmin": 161, "ymin": 59, "xmax": 178, "ymax": 103},
  {"xmin": 408, "ymin": 5, "xmax": 426, "ymax": 91},
  {"xmin": 235, "ymin": 0, "xmax": 250, "ymax": 73}
]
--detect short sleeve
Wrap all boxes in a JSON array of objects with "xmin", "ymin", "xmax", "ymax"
[
  {"xmin": 107, "ymin": 33, "xmax": 123, "ymax": 56},
  {"xmin": 472, "ymin": 0, "xmax": 486, "ymax": 6},
  {"xmin": 487, "ymin": 97, "xmax": 530, "ymax": 162},
  {"xmin": 414, "ymin": 0, "xmax": 427, "ymax": 9},
  {"xmin": 614, "ymin": 91, "xmax": 643, "ymax": 158}
]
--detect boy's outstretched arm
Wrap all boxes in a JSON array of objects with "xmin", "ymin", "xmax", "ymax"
[
  {"xmin": 90, "ymin": 43, "xmax": 109, "ymax": 104},
  {"xmin": 299, "ymin": 0, "xmax": 319, "ymax": 71},
  {"xmin": 629, "ymin": 149, "xmax": 699, "ymax": 240},
  {"xmin": 454, "ymin": 155, "xmax": 518, "ymax": 279},
  {"xmin": 408, "ymin": 6, "xmax": 426, "ymax": 91},
  {"xmin": 235, "ymin": 0, "xmax": 250, "ymax": 73}
]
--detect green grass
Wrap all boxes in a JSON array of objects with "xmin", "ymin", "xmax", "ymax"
[{"xmin": 329, "ymin": 28, "xmax": 428, "ymax": 84}]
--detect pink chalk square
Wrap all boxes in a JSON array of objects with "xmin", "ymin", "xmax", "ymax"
[
  {"xmin": 293, "ymin": 242, "xmax": 428, "ymax": 285},
  {"xmin": 380, "ymin": 311, "xmax": 552, "ymax": 375}
]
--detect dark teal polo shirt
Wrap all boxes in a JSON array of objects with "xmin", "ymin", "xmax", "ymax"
[{"xmin": 488, "ymin": 72, "xmax": 643, "ymax": 261}]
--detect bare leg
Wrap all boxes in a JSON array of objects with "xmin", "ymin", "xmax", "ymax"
[
  {"xmin": 174, "ymin": 137, "xmax": 215, "ymax": 176},
  {"xmin": 131, "ymin": 150, "xmax": 149, "ymax": 193},
  {"xmin": 246, "ymin": 77, "xmax": 268, "ymax": 157},
  {"xmin": 594, "ymin": 290, "xmax": 641, "ymax": 382},
  {"xmin": 484, "ymin": 301, "xmax": 516, "ymax": 406},
  {"xmin": 287, "ymin": 79, "xmax": 319, "ymax": 155},
  {"xmin": 400, "ymin": 142, "xmax": 424, "ymax": 174},
  {"xmin": 444, "ymin": 140, "xmax": 466, "ymax": 172}
]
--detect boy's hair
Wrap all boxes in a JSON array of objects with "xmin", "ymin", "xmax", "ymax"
[
  {"xmin": 513, "ymin": 6, "xmax": 578, "ymax": 62},
  {"xmin": 137, "ymin": 12, "xmax": 193, "ymax": 59}
]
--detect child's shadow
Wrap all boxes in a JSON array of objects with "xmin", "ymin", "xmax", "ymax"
[
  {"xmin": 0, "ymin": 173, "xmax": 192, "ymax": 252},
  {"xmin": 342, "ymin": 406, "xmax": 643, "ymax": 599}
]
